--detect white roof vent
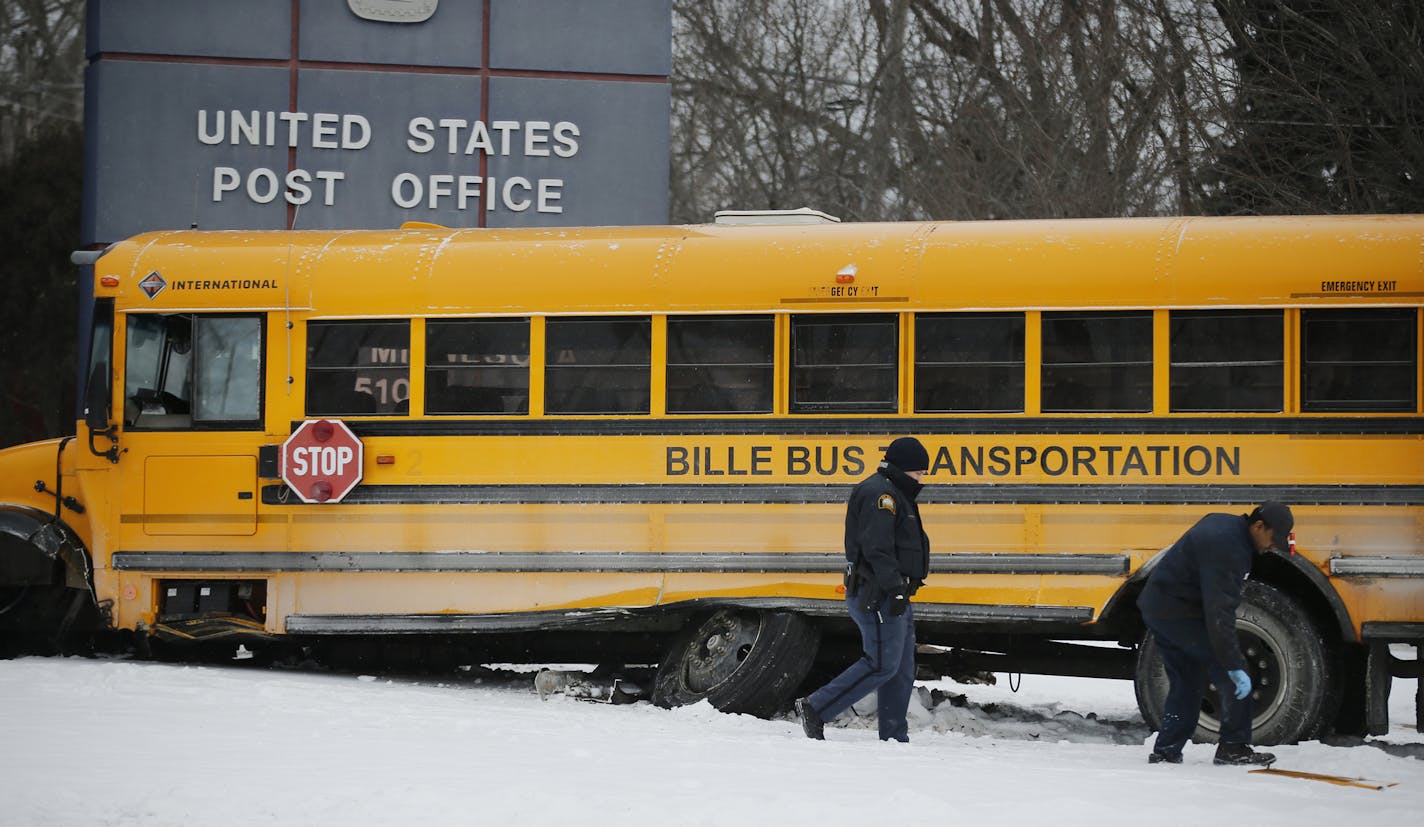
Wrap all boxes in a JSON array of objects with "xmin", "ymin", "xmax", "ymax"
[{"xmin": 713, "ymin": 207, "xmax": 841, "ymax": 225}]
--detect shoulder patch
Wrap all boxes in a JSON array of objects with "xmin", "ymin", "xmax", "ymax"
[{"xmin": 877, "ymin": 493, "xmax": 897, "ymax": 515}]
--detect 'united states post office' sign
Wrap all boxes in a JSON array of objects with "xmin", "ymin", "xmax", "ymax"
[{"xmin": 82, "ymin": 0, "xmax": 671, "ymax": 244}]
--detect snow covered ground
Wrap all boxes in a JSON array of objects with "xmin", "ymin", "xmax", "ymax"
[{"xmin": 2, "ymin": 654, "xmax": 1419, "ymax": 826}]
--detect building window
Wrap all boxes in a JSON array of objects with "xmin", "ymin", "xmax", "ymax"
[
  {"xmin": 1302, "ymin": 309, "xmax": 1416, "ymax": 412},
  {"xmin": 1170, "ymin": 310, "xmax": 1283, "ymax": 412},
  {"xmin": 545, "ymin": 316, "xmax": 651, "ymax": 414},
  {"xmin": 306, "ymin": 320, "xmax": 409, "ymax": 416},
  {"xmin": 1042, "ymin": 311, "xmax": 1152, "ymax": 412},
  {"xmin": 790, "ymin": 314, "xmax": 897, "ymax": 413},
  {"xmin": 426, "ymin": 318, "xmax": 530, "ymax": 415},
  {"xmin": 667, "ymin": 315, "xmax": 774, "ymax": 414},
  {"xmin": 915, "ymin": 313, "xmax": 1024, "ymax": 412}
]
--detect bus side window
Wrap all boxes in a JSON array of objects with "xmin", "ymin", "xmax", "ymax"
[
  {"xmin": 1301, "ymin": 309, "xmax": 1417, "ymax": 412},
  {"xmin": 1042, "ymin": 311, "xmax": 1152, "ymax": 413},
  {"xmin": 545, "ymin": 316, "xmax": 651, "ymax": 415},
  {"xmin": 915, "ymin": 313, "xmax": 1024, "ymax": 413},
  {"xmin": 1170, "ymin": 310, "xmax": 1283, "ymax": 412},
  {"xmin": 667, "ymin": 315, "xmax": 773, "ymax": 414},
  {"xmin": 192, "ymin": 316, "xmax": 263, "ymax": 426},
  {"xmin": 426, "ymin": 318, "xmax": 530, "ymax": 415},
  {"xmin": 306, "ymin": 320, "xmax": 410, "ymax": 417},
  {"xmin": 790, "ymin": 314, "xmax": 897, "ymax": 414}
]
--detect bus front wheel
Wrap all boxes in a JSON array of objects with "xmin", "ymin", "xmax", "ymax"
[
  {"xmin": 652, "ymin": 609, "xmax": 819, "ymax": 718},
  {"xmin": 1134, "ymin": 580, "xmax": 1332, "ymax": 745},
  {"xmin": 0, "ymin": 585, "xmax": 96, "ymax": 658}
]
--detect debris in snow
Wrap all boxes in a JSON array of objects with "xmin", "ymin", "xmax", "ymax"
[
  {"xmin": 834, "ymin": 685, "xmax": 1150, "ymax": 745},
  {"xmin": 534, "ymin": 668, "xmax": 647, "ymax": 704}
]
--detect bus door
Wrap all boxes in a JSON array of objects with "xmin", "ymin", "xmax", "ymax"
[{"xmin": 118, "ymin": 312, "xmax": 267, "ymax": 537}]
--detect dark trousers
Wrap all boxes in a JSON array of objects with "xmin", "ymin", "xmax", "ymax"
[
  {"xmin": 806, "ymin": 592, "xmax": 916, "ymax": 742},
  {"xmin": 1145, "ymin": 614, "xmax": 1253, "ymax": 757}
]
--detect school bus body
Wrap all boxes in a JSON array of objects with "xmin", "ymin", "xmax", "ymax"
[
  {"xmin": 2, "ymin": 214, "xmax": 1420, "ymax": 735},
  {"xmin": 85, "ymin": 432, "xmax": 1422, "ymax": 636}
]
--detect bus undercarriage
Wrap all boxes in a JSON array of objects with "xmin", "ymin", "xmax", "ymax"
[{"xmin": 4, "ymin": 543, "xmax": 1420, "ymax": 744}]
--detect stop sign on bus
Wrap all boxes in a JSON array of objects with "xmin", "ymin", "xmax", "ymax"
[{"xmin": 280, "ymin": 419, "xmax": 364, "ymax": 503}]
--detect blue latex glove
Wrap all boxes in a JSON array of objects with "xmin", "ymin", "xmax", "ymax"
[{"xmin": 1227, "ymin": 669, "xmax": 1252, "ymax": 700}]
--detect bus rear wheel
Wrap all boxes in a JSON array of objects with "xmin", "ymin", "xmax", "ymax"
[
  {"xmin": 1134, "ymin": 581, "xmax": 1331, "ymax": 745},
  {"xmin": 652, "ymin": 609, "xmax": 819, "ymax": 718}
]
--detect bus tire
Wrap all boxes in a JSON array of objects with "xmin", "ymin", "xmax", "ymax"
[
  {"xmin": 1134, "ymin": 581, "xmax": 1331, "ymax": 745},
  {"xmin": 0, "ymin": 585, "xmax": 95, "ymax": 658},
  {"xmin": 652, "ymin": 609, "xmax": 819, "ymax": 718}
]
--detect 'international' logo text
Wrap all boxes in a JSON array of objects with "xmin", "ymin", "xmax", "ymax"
[{"xmin": 170, "ymin": 279, "xmax": 279, "ymax": 291}]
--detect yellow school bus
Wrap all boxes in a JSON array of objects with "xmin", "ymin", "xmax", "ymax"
[{"xmin": 1, "ymin": 212, "xmax": 1420, "ymax": 742}]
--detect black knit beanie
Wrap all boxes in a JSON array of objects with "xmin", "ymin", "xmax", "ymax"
[{"xmin": 883, "ymin": 437, "xmax": 929, "ymax": 472}]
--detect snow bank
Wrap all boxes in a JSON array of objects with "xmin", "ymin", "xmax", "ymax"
[{"xmin": 1, "ymin": 657, "xmax": 1419, "ymax": 826}]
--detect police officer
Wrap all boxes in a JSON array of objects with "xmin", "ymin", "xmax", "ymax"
[
  {"xmin": 1138, "ymin": 501, "xmax": 1294, "ymax": 765},
  {"xmin": 796, "ymin": 437, "xmax": 931, "ymax": 743}
]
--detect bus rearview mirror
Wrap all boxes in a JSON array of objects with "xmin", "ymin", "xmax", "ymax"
[{"xmin": 84, "ymin": 363, "xmax": 110, "ymax": 432}]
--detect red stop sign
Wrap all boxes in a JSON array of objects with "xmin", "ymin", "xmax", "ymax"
[{"xmin": 280, "ymin": 419, "xmax": 364, "ymax": 503}]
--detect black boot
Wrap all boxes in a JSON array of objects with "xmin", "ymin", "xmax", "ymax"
[
  {"xmin": 795, "ymin": 697, "xmax": 825, "ymax": 740},
  {"xmin": 1148, "ymin": 751, "xmax": 1183, "ymax": 764},
  {"xmin": 1213, "ymin": 743, "xmax": 1275, "ymax": 766}
]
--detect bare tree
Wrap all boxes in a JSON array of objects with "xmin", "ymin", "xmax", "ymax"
[
  {"xmin": 672, "ymin": 0, "xmax": 879, "ymax": 221},
  {"xmin": 671, "ymin": 0, "xmax": 1232, "ymax": 222},
  {"xmin": 0, "ymin": 1, "xmax": 84, "ymax": 446},
  {"xmin": 0, "ymin": 0, "xmax": 85, "ymax": 163},
  {"xmin": 1205, "ymin": 0, "xmax": 1424, "ymax": 214}
]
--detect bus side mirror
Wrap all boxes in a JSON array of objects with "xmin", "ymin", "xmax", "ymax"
[
  {"xmin": 84, "ymin": 364, "xmax": 119, "ymax": 463},
  {"xmin": 84, "ymin": 363, "xmax": 110, "ymax": 432}
]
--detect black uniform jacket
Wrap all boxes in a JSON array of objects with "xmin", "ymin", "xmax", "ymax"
[
  {"xmin": 844, "ymin": 465, "xmax": 931, "ymax": 597},
  {"xmin": 1137, "ymin": 512, "xmax": 1254, "ymax": 671}
]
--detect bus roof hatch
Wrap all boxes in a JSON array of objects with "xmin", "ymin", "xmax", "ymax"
[{"xmin": 712, "ymin": 207, "xmax": 840, "ymax": 225}]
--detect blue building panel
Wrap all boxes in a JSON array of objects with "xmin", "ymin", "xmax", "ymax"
[
  {"xmin": 82, "ymin": 61, "xmax": 292, "ymax": 243},
  {"xmin": 489, "ymin": 0, "xmax": 672, "ymax": 75},
  {"xmin": 87, "ymin": 0, "xmax": 292, "ymax": 60},
  {"xmin": 299, "ymin": 2, "xmax": 484, "ymax": 67},
  {"xmin": 486, "ymin": 76, "xmax": 670, "ymax": 228},
  {"xmin": 294, "ymin": 68, "xmax": 483, "ymax": 230}
]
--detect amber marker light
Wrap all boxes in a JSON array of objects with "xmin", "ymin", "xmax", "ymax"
[
  {"xmin": 376, "ymin": 455, "xmax": 396, "ymax": 465},
  {"xmin": 100, "ymin": 275, "xmax": 120, "ymax": 287},
  {"xmin": 836, "ymin": 264, "xmax": 856, "ymax": 284}
]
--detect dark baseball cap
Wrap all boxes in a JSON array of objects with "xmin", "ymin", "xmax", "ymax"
[{"xmin": 1252, "ymin": 501, "xmax": 1294, "ymax": 551}]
